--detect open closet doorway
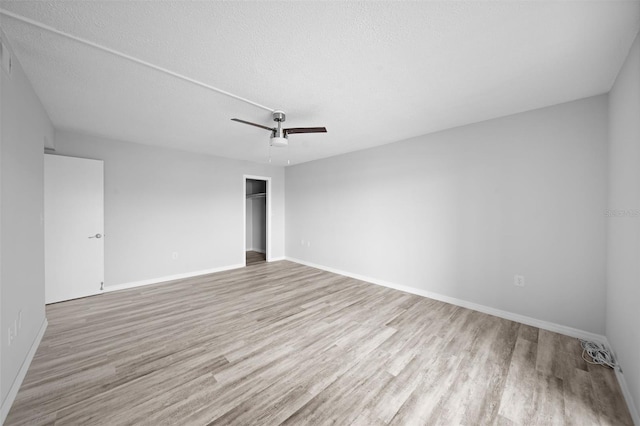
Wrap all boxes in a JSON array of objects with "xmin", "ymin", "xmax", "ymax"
[{"xmin": 244, "ymin": 176, "xmax": 270, "ymax": 266}]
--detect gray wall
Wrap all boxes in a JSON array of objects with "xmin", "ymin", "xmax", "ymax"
[
  {"xmin": 245, "ymin": 201, "xmax": 253, "ymax": 250},
  {"xmin": 607, "ymin": 31, "xmax": 640, "ymax": 416},
  {"xmin": 286, "ymin": 95, "xmax": 608, "ymax": 334},
  {"xmin": 53, "ymin": 130, "xmax": 285, "ymax": 287},
  {"xmin": 0, "ymin": 32, "xmax": 53, "ymax": 409},
  {"xmin": 251, "ymin": 198, "xmax": 266, "ymax": 252}
]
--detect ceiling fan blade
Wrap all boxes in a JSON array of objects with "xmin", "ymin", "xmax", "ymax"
[
  {"xmin": 231, "ymin": 118, "xmax": 274, "ymax": 132},
  {"xmin": 284, "ymin": 127, "xmax": 327, "ymax": 135}
]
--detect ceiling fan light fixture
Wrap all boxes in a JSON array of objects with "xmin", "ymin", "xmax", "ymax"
[{"xmin": 270, "ymin": 135, "xmax": 289, "ymax": 147}]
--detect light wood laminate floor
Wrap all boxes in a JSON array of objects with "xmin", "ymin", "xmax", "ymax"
[
  {"xmin": 6, "ymin": 261, "xmax": 633, "ymax": 425},
  {"xmin": 246, "ymin": 250, "xmax": 266, "ymax": 266}
]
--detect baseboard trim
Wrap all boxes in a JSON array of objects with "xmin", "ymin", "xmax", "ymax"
[
  {"xmin": 104, "ymin": 263, "xmax": 245, "ymax": 293},
  {"xmin": 285, "ymin": 257, "xmax": 606, "ymax": 343},
  {"xmin": 1, "ymin": 318, "xmax": 48, "ymax": 424},
  {"xmin": 247, "ymin": 249, "xmax": 266, "ymax": 254},
  {"xmin": 608, "ymin": 343, "xmax": 640, "ymax": 426},
  {"xmin": 268, "ymin": 256, "xmax": 286, "ymax": 262}
]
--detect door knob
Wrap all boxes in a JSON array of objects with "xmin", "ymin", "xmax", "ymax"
[{"xmin": 89, "ymin": 233, "xmax": 102, "ymax": 239}]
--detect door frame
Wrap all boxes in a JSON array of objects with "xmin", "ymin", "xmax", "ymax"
[{"xmin": 243, "ymin": 175, "xmax": 271, "ymax": 264}]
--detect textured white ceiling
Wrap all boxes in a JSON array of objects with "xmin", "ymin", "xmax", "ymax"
[{"xmin": 1, "ymin": 1, "xmax": 639, "ymax": 166}]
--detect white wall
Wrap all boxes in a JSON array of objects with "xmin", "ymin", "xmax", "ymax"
[
  {"xmin": 245, "ymin": 179, "xmax": 254, "ymax": 250},
  {"xmin": 607, "ymin": 31, "xmax": 640, "ymax": 418},
  {"xmin": 245, "ymin": 200, "xmax": 253, "ymax": 250},
  {"xmin": 252, "ymin": 197, "xmax": 266, "ymax": 252},
  {"xmin": 53, "ymin": 130, "xmax": 285, "ymax": 287},
  {"xmin": 0, "ymin": 31, "xmax": 53, "ymax": 418},
  {"xmin": 286, "ymin": 95, "xmax": 608, "ymax": 334}
]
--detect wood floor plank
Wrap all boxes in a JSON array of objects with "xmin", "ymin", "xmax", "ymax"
[
  {"xmin": 537, "ymin": 329, "xmax": 588, "ymax": 380},
  {"xmin": 388, "ymin": 353, "xmax": 463, "ymax": 425},
  {"xmin": 563, "ymin": 367, "xmax": 600, "ymax": 425},
  {"xmin": 366, "ymin": 354, "xmax": 427, "ymax": 423},
  {"xmin": 498, "ymin": 337, "xmax": 539, "ymax": 422},
  {"xmin": 587, "ymin": 362, "xmax": 635, "ymax": 426},
  {"xmin": 246, "ymin": 250, "xmax": 266, "ymax": 265},
  {"xmin": 4, "ymin": 260, "xmax": 633, "ymax": 425}
]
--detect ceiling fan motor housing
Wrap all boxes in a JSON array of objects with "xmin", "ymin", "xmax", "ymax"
[{"xmin": 270, "ymin": 110, "xmax": 288, "ymax": 146}]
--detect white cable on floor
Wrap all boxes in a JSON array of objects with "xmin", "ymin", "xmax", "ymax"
[
  {"xmin": 0, "ymin": 8, "xmax": 275, "ymax": 112},
  {"xmin": 580, "ymin": 340, "xmax": 617, "ymax": 369}
]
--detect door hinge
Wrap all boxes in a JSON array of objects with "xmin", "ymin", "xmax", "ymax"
[{"xmin": 100, "ymin": 282, "xmax": 104, "ymax": 291}]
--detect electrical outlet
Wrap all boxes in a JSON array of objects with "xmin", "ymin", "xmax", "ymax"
[
  {"xmin": 301, "ymin": 239, "xmax": 304, "ymax": 246},
  {"xmin": 307, "ymin": 241, "xmax": 311, "ymax": 247},
  {"xmin": 8, "ymin": 327, "xmax": 13, "ymax": 346},
  {"xmin": 172, "ymin": 252, "xmax": 179, "ymax": 260},
  {"xmin": 514, "ymin": 275, "xmax": 525, "ymax": 287}
]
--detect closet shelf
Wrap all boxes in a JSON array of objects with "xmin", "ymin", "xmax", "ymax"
[{"xmin": 246, "ymin": 192, "xmax": 266, "ymax": 199}]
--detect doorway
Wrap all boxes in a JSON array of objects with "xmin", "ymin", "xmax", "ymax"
[{"xmin": 244, "ymin": 176, "xmax": 270, "ymax": 266}]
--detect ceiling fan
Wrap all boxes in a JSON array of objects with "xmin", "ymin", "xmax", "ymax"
[{"xmin": 231, "ymin": 111, "xmax": 327, "ymax": 147}]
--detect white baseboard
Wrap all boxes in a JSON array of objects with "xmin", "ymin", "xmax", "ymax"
[
  {"xmin": 287, "ymin": 257, "xmax": 607, "ymax": 343},
  {"xmin": 285, "ymin": 257, "xmax": 606, "ymax": 343},
  {"xmin": 268, "ymin": 256, "xmax": 286, "ymax": 262},
  {"xmin": 104, "ymin": 263, "xmax": 245, "ymax": 293},
  {"xmin": 1, "ymin": 318, "xmax": 48, "ymax": 424},
  {"xmin": 247, "ymin": 248, "xmax": 266, "ymax": 254}
]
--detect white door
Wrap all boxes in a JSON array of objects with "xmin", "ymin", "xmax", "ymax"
[{"xmin": 45, "ymin": 154, "xmax": 104, "ymax": 303}]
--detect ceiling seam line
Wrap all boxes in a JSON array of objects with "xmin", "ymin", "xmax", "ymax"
[{"xmin": 0, "ymin": 8, "xmax": 275, "ymax": 112}]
